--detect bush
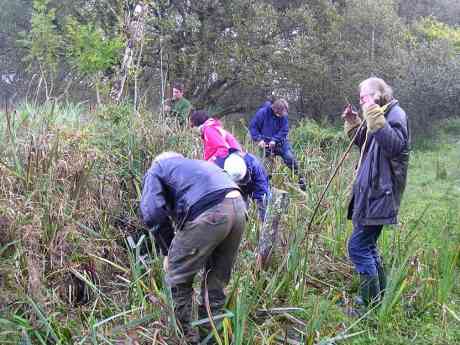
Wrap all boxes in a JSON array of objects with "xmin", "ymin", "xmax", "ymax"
[{"xmin": 290, "ymin": 119, "xmax": 346, "ymax": 150}]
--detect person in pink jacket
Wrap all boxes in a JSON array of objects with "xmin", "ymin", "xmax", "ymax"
[{"xmin": 190, "ymin": 110, "xmax": 242, "ymax": 161}]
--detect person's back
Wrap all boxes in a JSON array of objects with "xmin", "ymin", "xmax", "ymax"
[
  {"xmin": 215, "ymin": 151, "xmax": 270, "ymax": 220},
  {"xmin": 241, "ymin": 153, "xmax": 270, "ymax": 204},
  {"xmin": 190, "ymin": 110, "xmax": 242, "ymax": 161},
  {"xmin": 140, "ymin": 152, "xmax": 246, "ymax": 344},
  {"xmin": 141, "ymin": 156, "xmax": 238, "ymax": 228}
]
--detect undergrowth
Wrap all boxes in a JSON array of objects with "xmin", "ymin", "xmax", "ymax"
[{"xmin": 0, "ymin": 104, "xmax": 459, "ymax": 344}]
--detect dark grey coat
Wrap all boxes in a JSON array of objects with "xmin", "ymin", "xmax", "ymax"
[{"xmin": 347, "ymin": 100, "xmax": 410, "ymax": 225}]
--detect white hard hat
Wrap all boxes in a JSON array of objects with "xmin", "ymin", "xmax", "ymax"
[{"xmin": 224, "ymin": 153, "xmax": 247, "ymax": 182}]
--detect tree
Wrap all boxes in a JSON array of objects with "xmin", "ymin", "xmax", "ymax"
[
  {"xmin": 0, "ymin": 0, "xmax": 32, "ymax": 102},
  {"xmin": 66, "ymin": 19, "xmax": 122, "ymax": 104},
  {"xmin": 19, "ymin": 0, "xmax": 63, "ymax": 101}
]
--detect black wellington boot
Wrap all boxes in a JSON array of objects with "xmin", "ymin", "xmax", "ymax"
[
  {"xmin": 376, "ymin": 263, "xmax": 387, "ymax": 298},
  {"xmin": 298, "ymin": 176, "xmax": 307, "ymax": 191},
  {"xmin": 198, "ymin": 289, "xmax": 226, "ymax": 344},
  {"xmin": 346, "ymin": 274, "xmax": 380, "ymax": 318},
  {"xmin": 171, "ymin": 284, "xmax": 200, "ymax": 345},
  {"xmin": 359, "ymin": 274, "xmax": 381, "ymax": 307}
]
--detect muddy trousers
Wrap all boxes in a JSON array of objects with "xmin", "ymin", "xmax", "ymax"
[{"xmin": 167, "ymin": 196, "xmax": 246, "ymax": 343}]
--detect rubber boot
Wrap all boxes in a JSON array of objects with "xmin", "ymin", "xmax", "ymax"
[
  {"xmin": 198, "ymin": 289, "xmax": 226, "ymax": 344},
  {"xmin": 359, "ymin": 274, "xmax": 381, "ymax": 307},
  {"xmin": 346, "ymin": 274, "xmax": 380, "ymax": 318},
  {"xmin": 171, "ymin": 284, "xmax": 200, "ymax": 345},
  {"xmin": 376, "ymin": 263, "xmax": 387, "ymax": 298}
]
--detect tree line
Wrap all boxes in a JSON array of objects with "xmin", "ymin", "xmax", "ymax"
[{"xmin": 1, "ymin": 0, "xmax": 459, "ymax": 133}]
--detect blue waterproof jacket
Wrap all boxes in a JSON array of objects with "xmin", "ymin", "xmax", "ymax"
[
  {"xmin": 241, "ymin": 153, "xmax": 270, "ymax": 200},
  {"xmin": 140, "ymin": 158, "xmax": 239, "ymax": 253},
  {"xmin": 348, "ymin": 100, "xmax": 410, "ymax": 225},
  {"xmin": 249, "ymin": 104, "xmax": 289, "ymax": 144},
  {"xmin": 215, "ymin": 152, "xmax": 270, "ymax": 219}
]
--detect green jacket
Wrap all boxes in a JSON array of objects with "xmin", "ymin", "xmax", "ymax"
[{"xmin": 170, "ymin": 97, "xmax": 192, "ymax": 124}]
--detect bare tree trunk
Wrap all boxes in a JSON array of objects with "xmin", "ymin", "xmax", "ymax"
[
  {"xmin": 95, "ymin": 81, "xmax": 101, "ymax": 106},
  {"xmin": 110, "ymin": 3, "xmax": 147, "ymax": 103},
  {"xmin": 133, "ymin": 30, "xmax": 145, "ymax": 112}
]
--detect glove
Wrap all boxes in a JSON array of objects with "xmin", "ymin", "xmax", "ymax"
[{"xmin": 363, "ymin": 104, "xmax": 386, "ymax": 133}]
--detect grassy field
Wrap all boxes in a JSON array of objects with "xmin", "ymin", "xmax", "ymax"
[{"xmin": 0, "ymin": 103, "xmax": 459, "ymax": 345}]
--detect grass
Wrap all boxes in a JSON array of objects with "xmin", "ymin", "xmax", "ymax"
[{"xmin": 0, "ymin": 103, "xmax": 459, "ymax": 344}]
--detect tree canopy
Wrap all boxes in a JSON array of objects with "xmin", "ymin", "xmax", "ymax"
[{"xmin": 1, "ymin": 0, "xmax": 459, "ymax": 132}]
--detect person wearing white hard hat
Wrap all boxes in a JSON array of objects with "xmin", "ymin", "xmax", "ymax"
[{"xmin": 216, "ymin": 149, "xmax": 270, "ymax": 222}]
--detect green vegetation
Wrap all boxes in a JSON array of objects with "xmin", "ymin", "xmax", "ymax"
[
  {"xmin": 2, "ymin": 1, "xmax": 460, "ymax": 130},
  {"xmin": 0, "ymin": 104, "xmax": 458, "ymax": 344},
  {"xmin": 1, "ymin": 1, "xmax": 459, "ymax": 343}
]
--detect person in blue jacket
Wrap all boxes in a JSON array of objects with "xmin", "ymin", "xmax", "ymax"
[
  {"xmin": 342, "ymin": 77, "xmax": 410, "ymax": 313},
  {"xmin": 215, "ymin": 149, "xmax": 271, "ymax": 222},
  {"xmin": 216, "ymin": 150, "xmax": 290, "ymax": 268},
  {"xmin": 140, "ymin": 152, "xmax": 246, "ymax": 343},
  {"xmin": 249, "ymin": 98, "xmax": 307, "ymax": 191}
]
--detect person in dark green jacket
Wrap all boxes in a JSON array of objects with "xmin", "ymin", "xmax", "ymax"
[{"xmin": 164, "ymin": 82, "xmax": 192, "ymax": 125}]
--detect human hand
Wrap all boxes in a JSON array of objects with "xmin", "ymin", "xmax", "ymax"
[
  {"xmin": 341, "ymin": 104, "xmax": 358, "ymax": 123},
  {"xmin": 258, "ymin": 140, "xmax": 266, "ymax": 148}
]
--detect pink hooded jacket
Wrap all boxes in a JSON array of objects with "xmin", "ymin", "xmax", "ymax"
[{"xmin": 200, "ymin": 118, "xmax": 242, "ymax": 161}]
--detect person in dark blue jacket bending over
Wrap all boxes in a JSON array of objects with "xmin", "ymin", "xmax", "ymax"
[
  {"xmin": 216, "ymin": 150, "xmax": 290, "ymax": 269},
  {"xmin": 140, "ymin": 152, "xmax": 246, "ymax": 344},
  {"xmin": 342, "ymin": 77, "xmax": 409, "ymax": 314},
  {"xmin": 249, "ymin": 98, "xmax": 307, "ymax": 191},
  {"xmin": 215, "ymin": 149, "xmax": 271, "ymax": 222}
]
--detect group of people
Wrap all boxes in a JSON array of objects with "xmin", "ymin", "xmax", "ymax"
[
  {"xmin": 141, "ymin": 77, "xmax": 410, "ymax": 343},
  {"xmin": 163, "ymin": 82, "xmax": 307, "ymax": 191}
]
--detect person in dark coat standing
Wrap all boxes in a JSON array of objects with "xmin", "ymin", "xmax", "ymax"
[
  {"xmin": 140, "ymin": 152, "xmax": 246, "ymax": 343},
  {"xmin": 249, "ymin": 99, "xmax": 307, "ymax": 191},
  {"xmin": 342, "ymin": 77, "xmax": 410, "ymax": 311}
]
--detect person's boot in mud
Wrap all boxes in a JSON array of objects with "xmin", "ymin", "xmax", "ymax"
[
  {"xmin": 197, "ymin": 289, "xmax": 226, "ymax": 344},
  {"xmin": 171, "ymin": 283, "xmax": 200, "ymax": 345},
  {"xmin": 347, "ymin": 274, "xmax": 381, "ymax": 318}
]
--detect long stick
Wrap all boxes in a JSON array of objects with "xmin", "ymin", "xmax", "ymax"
[{"xmin": 305, "ymin": 120, "xmax": 366, "ymax": 237}]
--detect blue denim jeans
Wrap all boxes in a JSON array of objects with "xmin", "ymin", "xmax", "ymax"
[
  {"xmin": 348, "ymin": 223, "xmax": 383, "ymax": 276},
  {"xmin": 267, "ymin": 141, "xmax": 299, "ymax": 174}
]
